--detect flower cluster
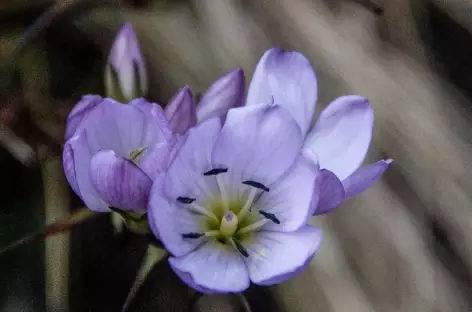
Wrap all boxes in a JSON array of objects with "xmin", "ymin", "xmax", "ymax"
[{"xmin": 63, "ymin": 24, "xmax": 392, "ymax": 294}]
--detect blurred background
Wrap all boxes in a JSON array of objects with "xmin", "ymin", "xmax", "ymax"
[{"xmin": 1, "ymin": 0, "xmax": 472, "ymax": 311}]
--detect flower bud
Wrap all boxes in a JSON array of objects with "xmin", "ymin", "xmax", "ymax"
[{"xmin": 104, "ymin": 23, "xmax": 148, "ymax": 102}]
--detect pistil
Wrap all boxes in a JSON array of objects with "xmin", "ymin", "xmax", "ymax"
[{"xmin": 220, "ymin": 211, "xmax": 238, "ymax": 236}]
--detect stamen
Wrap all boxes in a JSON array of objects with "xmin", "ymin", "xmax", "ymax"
[
  {"xmin": 237, "ymin": 219, "xmax": 270, "ymax": 235},
  {"xmin": 182, "ymin": 232, "xmax": 204, "ymax": 239},
  {"xmin": 259, "ymin": 210, "xmax": 280, "ymax": 224},
  {"xmin": 237, "ymin": 187, "xmax": 258, "ymax": 219},
  {"xmin": 182, "ymin": 231, "xmax": 220, "ymax": 239},
  {"xmin": 242, "ymin": 180, "xmax": 270, "ymax": 192},
  {"xmin": 188, "ymin": 202, "xmax": 218, "ymax": 222},
  {"xmin": 232, "ymin": 239, "xmax": 249, "ymax": 258},
  {"xmin": 252, "ymin": 191, "xmax": 264, "ymax": 206},
  {"xmin": 204, "ymin": 230, "xmax": 220, "ymax": 237},
  {"xmin": 203, "ymin": 168, "xmax": 228, "ymax": 176},
  {"xmin": 177, "ymin": 196, "xmax": 196, "ymax": 204},
  {"xmin": 215, "ymin": 176, "xmax": 230, "ymax": 210}
]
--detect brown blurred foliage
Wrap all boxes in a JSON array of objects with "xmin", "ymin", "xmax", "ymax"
[{"xmin": 1, "ymin": 0, "xmax": 472, "ymax": 311}]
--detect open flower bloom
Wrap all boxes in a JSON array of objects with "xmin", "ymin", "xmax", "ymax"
[
  {"xmin": 165, "ymin": 47, "xmax": 392, "ymax": 214},
  {"xmin": 104, "ymin": 23, "xmax": 148, "ymax": 102},
  {"xmin": 63, "ymin": 96, "xmax": 176, "ymax": 213},
  {"xmin": 148, "ymin": 103, "xmax": 322, "ymax": 293}
]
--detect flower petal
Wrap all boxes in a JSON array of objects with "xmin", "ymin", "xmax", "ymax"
[
  {"xmin": 139, "ymin": 134, "xmax": 185, "ymax": 180},
  {"xmin": 165, "ymin": 86, "xmax": 197, "ymax": 134},
  {"xmin": 304, "ymin": 95, "xmax": 374, "ymax": 180},
  {"xmin": 89, "ymin": 150, "xmax": 152, "ymax": 213},
  {"xmin": 254, "ymin": 253, "xmax": 313, "ymax": 286},
  {"xmin": 63, "ymin": 139, "xmax": 81, "ymax": 197},
  {"xmin": 65, "ymin": 134, "xmax": 109, "ymax": 212},
  {"xmin": 342, "ymin": 159, "xmax": 393, "ymax": 200},
  {"xmin": 149, "ymin": 118, "xmax": 223, "ymax": 256},
  {"xmin": 244, "ymin": 226, "xmax": 322, "ymax": 285},
  {"xmin": 79, "ymin": 98, "xmax": 164, "ymax": 158},
  {"xmin": 196, "ymin": 69, "xmax": 245, "ymax": 122},
  {"xmin": 148, "ymin": 173, "xmax": 207, "ymax": 257},
  {"xmin": 65, "ymin": 95, "xmax": 102, "ymax": 140},
  {"xmin": 246, "ymin": 48, "xmax": 317, "ymax": 135},
  {"xmin": 128, "ymin": 97, "xmax": 174, "ymax": 143},
  {"xmin": 170, "ymin": 261, "xmax": 225, "ymax": 294},
  {"xmin": 300, "ymin": 148, "xmax": 320, "ymax": 173},
  {"xmin": 169, "ymin": 243, "xmax": 250, "ymax": 293},
  {"xmin": 212, "ymin": 103, "xmax": 303, "ymax": 197},
  {"xmin": 163, "ymin": 117, "xmax": 222, "ymax": 203},
  {"xmin": 314, "ymin": 169, "xmax": 345, "ymax": 215},
  {"xmin": 254, "ymin": 156, "xmax": 318, "ymax": 232},
  {"xmin": 129, "ymin": 98, "xmax": 177, "ymax": 179}
]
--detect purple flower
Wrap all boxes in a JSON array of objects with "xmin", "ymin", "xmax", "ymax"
[
  {"xmin": 166, "ymin": 47, "xmax": 392, "ymax": 214},
  {"xmin": 63, "ymin": 96, "xmax": 176, "ymax": 213},
  {"xmin": 104, "ymin": 23, "xmax": 147, "ymax": 102},
  {"xmin": 148, "ymin": 103, "xmax": 322, "ymax": 293}
]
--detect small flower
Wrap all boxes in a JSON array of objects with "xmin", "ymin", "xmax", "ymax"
[
  {"xmin": 164, "ymin": 69, "xmax": 245, "ymax": 134},
  {"xmin": 63, "ymin": 96, "xmax": 176, "ymax": 213},
  {"xmin": 104, "ymin": 23, "xmax": 147, "ymax": 102},
  {"xmin": 166, "ymin": 47, "xmax": 392, "ymax": 213},
  {"xmin": 148, "ymin": 103, "xmax": 322, "ymax": 293}
]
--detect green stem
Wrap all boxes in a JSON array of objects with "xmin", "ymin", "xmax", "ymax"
[
  {"xmin": 237, "ymin": 293, "xmax": 253, "ymax": 312},
  {"xmin": 121, "ymin": 244, "xmax": 168, "ymax": 311}
]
